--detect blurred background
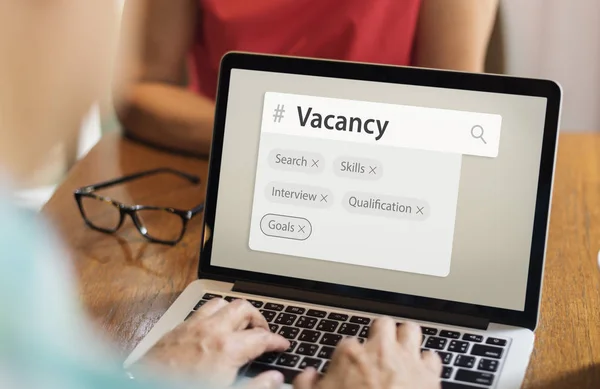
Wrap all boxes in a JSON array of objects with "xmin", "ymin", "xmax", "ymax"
[{"xmin": 15, "ymin": 0, "xmax": 600, "ymax": 211}]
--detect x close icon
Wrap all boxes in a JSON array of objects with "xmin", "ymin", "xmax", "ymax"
[
  {"xmin": 320, "ymin": 194, "xmax": 328, "ymax": 202},
  {"xmin": 311, "ymin": 159, "xmax": 319, "ymax": 168},
  {"xmin": 416, "ymin": 206, "xmax": 424, "ymax": 214},
  {"xmin": 298, "ymin": 225, "xmax": 306, "ymax": 233},
  {"xmin": 369, "ymin": 166, "xmax": 377, "ymax": 175}
]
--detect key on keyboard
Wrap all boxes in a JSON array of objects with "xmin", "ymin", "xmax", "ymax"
[
  {"xmin": 442, "ymin": 366, "xmax": 453, "ymax": 379},
  {"xmin": 193, "ymin": 300, "xmax": 208, "ymax": 310},
  {"xmin": 463, "ymin": 333, "xmax": 483, "ymax": 342},
  {"xmin": 437, "ymin": 351, "xmax": 453, "ymax": 365},
  {"xmin": 359, "ymin": 325, "xmax": 370, "ymax": 338},
  {"xmin": 448, "ymin": 340, "xmax": 469, "ymax": 353},
  {"xmin": 316, "ymin": 319, "xmax": 339, "ymax": 332},
  {"xmin": 442, "ymin": 383, "xmax": 486, "ymax": 389},
  {"xmin": 276, "ymin": 353, "xmax": 300, "ymax": 368},
  {"xmin": 299, "ymin": 357, "xmax": 322, "ymax": 370},
  {"xmin": 350, "ymin": 316, "xmax": 370, "ymax": 325},
  {"xmin": 486, "ymin": 337, "xmax": 507, "ymax": 346},
  {"xmin": 306, "ymin": 309, "xmax": 327, "ymax": 318},
  {"xmin": 425, "ymin": 337, "xmax": 447, "ymax": 350},
  {"xmin": 256, "ymin": 352, "xmax": 279, "ymax": 364},
  {"xmin": 454, "ymin": 355, "xmax": 476, "ymax": 368},
  {"xmin": 278, "ymin": 326, "xmax": 300, "ymax": 340},
  {"xmin": 455, "ymin": 369, "xmax": 494, "ymax": 386},
  {"xmin": 440, "ymin": 330, "xmax": 461, "ymax": 339},
  {"xmin": 298, "ymin": 329, "xmax": 321, "ymax": 343},
  {"xmin": 317, "ymin": 346, "xmax": 335, "ymax": 359},
  {"xmin": 478, "ymin": 358, "xmax": 499, "ymax": 372},
  {"xmin": 296, "ymin": 316, "xmax": 318, "ymax": 329},
  {"xmin": 246, "ymin": 363, "xmax": 300, "ymax": 383},
  {"xmin": 260, "ymin": 309, "xmax": 277, "ymax": 322},
  {"xmin": 328, "ymin": 313, "xmax": 348, "ymax": 321},
  {"xmin": 296, "ymin": 343, "xmax": 319, "ymax": 356},
  {"xmin": 265, "ymin": 303, "xmax": 284, "ymax": 311},
  {"xmin": 286, "ymin": 341, "xmax": 298, "ymax": 353},
  {"xmin": 320, "ymin": 333, "xmax": 342, "ymax": 346},
  {"xmin": 286, "ymin": 306, "xmax": 306, "ymax": 315},
  {"xmin": 247, "ymin": 299, "xmax": 264, "ymax": 308},
  {"xmin": 471, "ymin": 344, "xmax": 503, "ymax": 359},
  {"xmin": 275, "ymin": 313, "xmax": 297, "ymax": 326},
  {"xmin": 338, "ymin": 323, "xmax": 360, "ymax": 336}
]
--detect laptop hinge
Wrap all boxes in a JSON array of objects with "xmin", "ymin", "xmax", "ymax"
[{"xmin": 233, "ymin": 281, "xmax": 489, "ymax": 330}]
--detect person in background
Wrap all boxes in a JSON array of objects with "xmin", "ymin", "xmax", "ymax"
[
  {"xmin": 116, "ymin": 0, "xmax": 498, "ymax": 156},
  {"xmin": 0, "ymin": 1, "xmax": 442, "ymax": 389}
]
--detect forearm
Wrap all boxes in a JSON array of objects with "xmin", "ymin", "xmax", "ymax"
[
  {"xmin": 413, "ymin": 0, "xmax": 499, "ymax": 73},
  {"xmin": 117, "ymin": 82, "xmax": 215, "ymax": 157}
]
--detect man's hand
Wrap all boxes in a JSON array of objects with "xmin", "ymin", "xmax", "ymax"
[
  {"xmin": 140, "ymin": 298, "xmax": 289, "ymax": 388},
  {"xmin": 295, "ymin": 318, "xmax": 442, "ymax": 389}
]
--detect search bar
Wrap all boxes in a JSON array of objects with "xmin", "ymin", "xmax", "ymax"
[{"xmin": 262, "ymin": 92, "xmax": 502, "ymax": 158}]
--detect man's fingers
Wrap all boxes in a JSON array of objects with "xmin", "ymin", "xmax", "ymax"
[
  {"xmin": 233, "ymin": 328, "xmax": 290, "ymax": 361},
  {"xmin": 212, "ymin": 299, "xmax": 270, "ymax": 331},
  {"xmin": 367, "ymin": 316, "xmax": 397, "ymax": 347},
  {"xmin": 328, "ymin": 337, "xmax": 365, "ymax": 374},
  {"xmin": 396, "ymin": 321, "xmax": 422, "ymax": 353},
  {"xmin": 190, "ymin": 297, "xmax": 228, "ymax": 319},
  {"xmin": 422, "ymin": 350, "xmax": 443, "ymax": 375},
  {"xmin": 244, "ymin": 370, "xmax": 285, "ymax": 389},
  {"xmin": 294, "ymin": 367, "xmax": 319, "ymax": 389}
]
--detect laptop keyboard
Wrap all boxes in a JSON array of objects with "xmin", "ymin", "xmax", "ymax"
[{"xmin": 186, "ymin": 293, "xmax": 509, "ymax": 388}]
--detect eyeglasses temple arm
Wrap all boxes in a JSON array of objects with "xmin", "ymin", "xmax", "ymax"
[
  {"xmin": 78, "ymin": 168, "xmax": 200, "ymax": 192},
  {"xmin": 190, "ymin": 203, "xmax": 205, "ymax": 217}
]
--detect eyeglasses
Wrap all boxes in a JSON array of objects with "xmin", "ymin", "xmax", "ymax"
[{"xmin": 74, "ymin": 168, "xmax": 204, "ymax": 245}]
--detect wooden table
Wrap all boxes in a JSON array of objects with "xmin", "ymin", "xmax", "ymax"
[{"xmin": 43, "ymin": 132, "xmax": 600, "ymax": 388}]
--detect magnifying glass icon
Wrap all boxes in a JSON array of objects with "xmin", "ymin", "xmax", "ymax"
[{"xmin": 471, "ymin": 125, "xmax": 487, "ymax": 144}]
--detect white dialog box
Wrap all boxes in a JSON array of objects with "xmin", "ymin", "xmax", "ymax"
[{"xmin": 248, "ymin": 92, "xmax": 502, "ymax": 277}]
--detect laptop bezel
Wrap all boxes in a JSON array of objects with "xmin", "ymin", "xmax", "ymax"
[{"xmin": 198, "ymin": 52, "xmax": 561, "ymax": 331}]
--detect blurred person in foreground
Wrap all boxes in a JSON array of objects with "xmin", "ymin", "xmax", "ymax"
[
  {"xmin": 116, "ymin": 0, "xmax": 498, "ymax": 156},
  {"xmin": 0, "ymin": 2, "xmax": 442, "ymax": 389}
]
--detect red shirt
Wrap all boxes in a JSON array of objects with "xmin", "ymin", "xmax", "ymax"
[{"xmin": 190, "ymin": 0, "xmax": 422, "ymax": 99}]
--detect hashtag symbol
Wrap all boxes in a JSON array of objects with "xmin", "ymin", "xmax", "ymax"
[{"xmin": 273, "ymin": 104, "xmax": 285, "ymax": 123}]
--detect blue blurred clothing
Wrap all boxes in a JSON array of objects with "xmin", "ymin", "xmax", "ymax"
[{"xmin": 0, "ymin": 192, "xmax": 188, "ymax": 389}]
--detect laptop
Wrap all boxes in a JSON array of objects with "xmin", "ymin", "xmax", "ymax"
[{"xmin": 124, "ymin": 52, "xmax": 562, "ymax": 389}]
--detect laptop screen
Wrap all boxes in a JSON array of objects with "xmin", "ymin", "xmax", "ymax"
[{"xmin": 209, "ymin": 68, "xmax": 548, "ymax": 312}]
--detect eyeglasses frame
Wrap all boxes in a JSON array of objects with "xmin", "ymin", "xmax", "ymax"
[{"xmin": 74, "ymin": 168, "xmax": 204, "ymax": 245}]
